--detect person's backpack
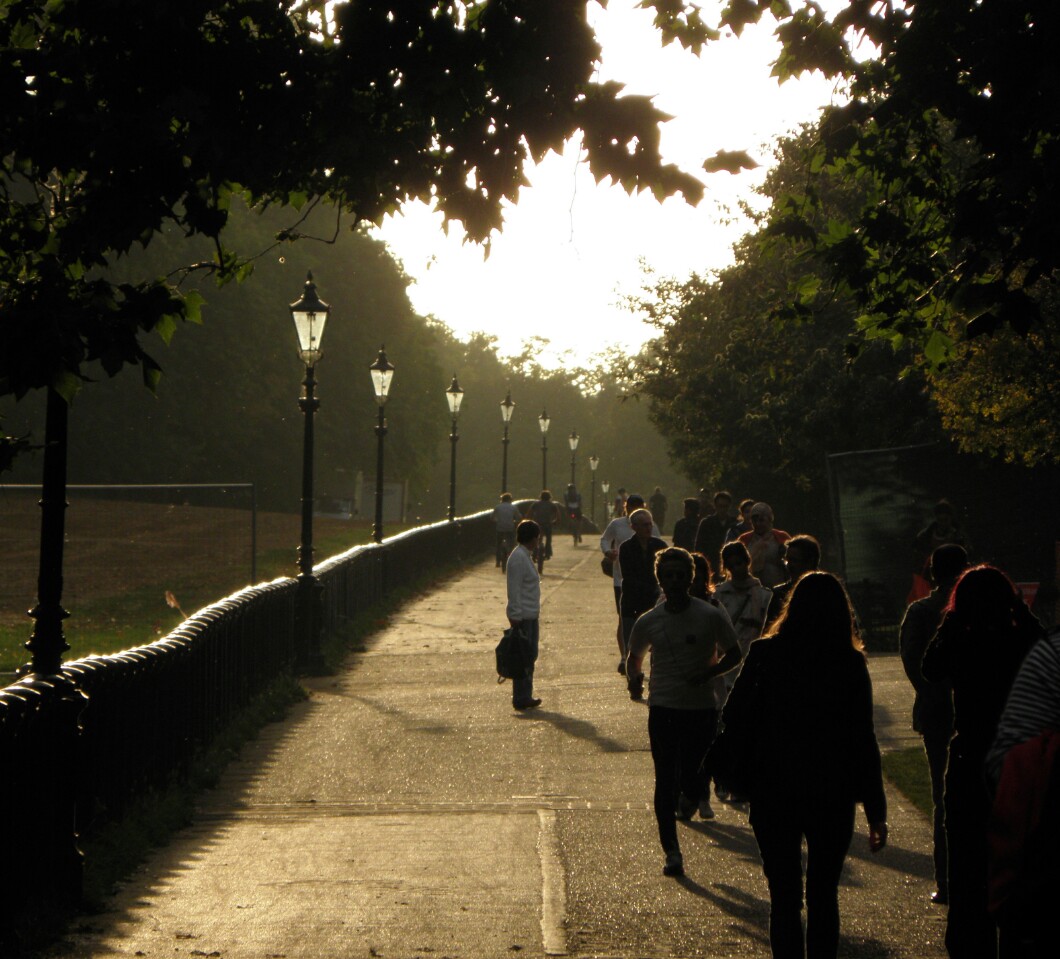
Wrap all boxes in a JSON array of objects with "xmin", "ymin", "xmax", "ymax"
[{"xmin": 495, "ymin": 625, "xmax": 532, "ymax": 681}]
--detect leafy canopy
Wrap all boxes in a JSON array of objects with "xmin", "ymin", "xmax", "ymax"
[
  {"xmin": 651, "ymin": 1, "xmax": 1060, "ymax": 361},
  {"xmin": 0, "ymin": 0, "xmax": 704, "ymax": 411}
]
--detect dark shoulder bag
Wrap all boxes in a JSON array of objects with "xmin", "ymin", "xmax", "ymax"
[{"xmin": 495, "ymin": 625, "xmax": 531, "ymax": 682}]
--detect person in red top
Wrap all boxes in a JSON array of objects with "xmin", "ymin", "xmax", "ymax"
[{"xmin": 738, "ymin": 502, "xmax": 790, "ymax": 588}]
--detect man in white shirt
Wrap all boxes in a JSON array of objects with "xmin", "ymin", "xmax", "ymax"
[{"xmin": 506, "ymin": 519, "xmax": 543, "ymax": 710}]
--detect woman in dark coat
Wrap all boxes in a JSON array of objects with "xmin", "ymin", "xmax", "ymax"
[
  {"xmin": 922, "ymin": 565, "xmax": 1043, "ymax": 959},
  {"xmin": 722, "ymin": 571, "xmax": 887, "ymax": 959}
]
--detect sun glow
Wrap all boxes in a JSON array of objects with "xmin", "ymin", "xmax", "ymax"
[{"xmin": 376, "ymin": 1, "xmax": 843, "ymax": 369}]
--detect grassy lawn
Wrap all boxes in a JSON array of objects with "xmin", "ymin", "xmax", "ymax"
[
  {"xmin": 1, "ymin": 523, "xmax": 412, "ymax": 673},
  {"xmin": 881, "ymin": 745, "xmax": 933, "ymax": 819}
]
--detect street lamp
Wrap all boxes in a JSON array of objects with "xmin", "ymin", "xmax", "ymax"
[
  {"xmin": 538, "ymin": 408, "xmax": 550, "ymax": 491},
  {"xmin": 369, "ymin": 346, "xmax": 394, "ymax": 543},
  {"xmin": 589, "ymin": 455, "xmax": 599, "ymax": 525},
  {"xmin": 602, "ymin": 479, "xmax": 611, "ymax": 521},
  {"xmin": 568, "ymin": 430, "xmax": 579, "ymax": 487},
  {"xmin": 446, "ymin": 375, "xmax": 464, "ymax": 521},
  {"xmin": 289, "ymin": 271, "xmax": 330, "ymax": 672},
  {"xmin": 500, "ymin": 387, "xmax": 515, "ymax": 494}
]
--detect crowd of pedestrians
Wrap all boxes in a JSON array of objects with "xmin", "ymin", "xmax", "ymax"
[{"xmin": 494, "ymin": 483, "xmax": 1054, "ymax": 959}]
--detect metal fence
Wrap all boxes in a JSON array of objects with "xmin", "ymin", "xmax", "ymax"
[{"xmin": 0, "ymin": 509, "xmax": 496, "ymax": 919}]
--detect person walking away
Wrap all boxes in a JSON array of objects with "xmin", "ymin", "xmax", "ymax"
[
  {"xmin": 722, "ymin": 572, "xmax": 888, "ymax": 958},
  {"xmin": 564, "ymin": 483, "xmax": 583, "ymax": 543},
  {"xmin": 612, "ymin": 486, "xmax": 627, "ymax": 521},
  {"xmin": 694, "ymin": 490, "xmax": 734, "ymax": 581},
  {"xmin": 986, "ymin": 626, "xmax": 1060, "ymax": 958},
  {"xmin": 618, "ymin": 509, "xmax": 668, "ymax": 659},
  {"xmin": 922, "ymin": 565, "xmax": 1043, "ymax": 959},
  {"xmin": 672, "ymin": 497, "xmax": 700, "ymax": 552},
  {"xmin": 738, "ymin": 502, "xmax": 790, "ymax": 588},
  {"xmin": 649, "ymin": 486, "xmax": 668, "ymax": 531},
  {"xmin": 493, "ymin": 492, "xmax": 521, "ymax": 569},
  {"xmin": 765, "ymin": 534, "xmax": 821, "ymax": 626},
  {"xmin": 528, "ymin": 490, "xmax": 560, "ymax": 561},
  {"xmin": 505, "ymin": 519, "xmax": 544, "ymax": 711},
  {"xmin": 600, "ymin": 494, "xmax": 661, "ymax": 674},
  {"xmin": 899, "ymin": 543, "xmax": 968, "ymax": 905},
  {"xmin": 625, "ymin": 547, "xmax": 742, "ymax": 877}
]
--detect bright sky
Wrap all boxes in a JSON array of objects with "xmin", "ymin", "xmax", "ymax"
[{"xmin": 375, "ymin": 1, "xmax": 844, "ymax": 369}]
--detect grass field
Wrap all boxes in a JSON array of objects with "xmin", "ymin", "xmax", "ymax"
[
  {"xmin": 881, "ymin": 745, "xmax": 933, "ymax": 818},
  {"xmin": 1, "ymin": 497, "xmax": 409, "ymax": 672}
]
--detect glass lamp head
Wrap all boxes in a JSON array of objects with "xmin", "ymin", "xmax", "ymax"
[
  {"xmin": 289, "ymin": 271, "xmax": 330, "ymax": 365},
  {"xmin": 446, "ymin": 375, "xmax": 464, "ymax": 417},
  {"xmin": 370, "ymin": 346, "xmax": 395, "ymax": 405}
]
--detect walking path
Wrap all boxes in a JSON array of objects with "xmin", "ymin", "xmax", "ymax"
[{"xmin": 53, "ymin": 537, "xmax": 947, "ymax": 958}]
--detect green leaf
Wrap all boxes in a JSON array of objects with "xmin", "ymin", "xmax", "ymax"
[
  {"xmin": 183, "ymin": 291, "xmax": 205, "ymax": 325},
  {"xmin": 923, "ymin": 330, "xmax": 953, "ymax": 367},
  {"xmin": 52, "ymin": 371, "xmax": 82, "ymax": 404},
  {"xmin": 155, "ymin": 314, "xmax": 178, "ymax": 346}
]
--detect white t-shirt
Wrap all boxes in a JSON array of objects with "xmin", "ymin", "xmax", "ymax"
[{"xmin": 628, "ymin": 598, "xmax": 739, "ymax": 710}]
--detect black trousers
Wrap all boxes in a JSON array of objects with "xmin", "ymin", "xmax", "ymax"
[
  {"xmin": 922, "ymin": 725, "xmax": 950, "ymax": 895},
  {"xmin": 647, "ymin": 705, "xmax": 718, "ymax": 853},
  {"xmin": 750, "ymin": 796, "xmax": 856, "ymax": 959},
  {"xmin": 944, "ymin": 746, "xmax": 997, "ymax": 959}
]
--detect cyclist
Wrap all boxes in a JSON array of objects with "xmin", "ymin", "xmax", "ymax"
[
  {"xmin": 527, "ymin": 490, "xmax": 560, "ymax": 566},
  {"xmin": 493, "ymin": 492, "xmax": 521, "ymax": 570},
  {"xmin": 565, "ymin": 483, "xmax": 583, "ymax": 544}
]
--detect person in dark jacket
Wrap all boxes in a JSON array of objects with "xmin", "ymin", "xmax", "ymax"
[
  {"xmin": 722, "ymin": 572, "xmax": 887, "ymax": 959},
  {"xmin": 671, "ymin": 497, "xmax": 701, "ymax": 552},
  {"xmin": 618, "ymin": 508, "xmax": 667, "ymax": 654},
  {"xmin": 922, "ymin": 565, "xmax": 1043, "ymax": 959},
  {"xmin": 898, "ymin": 543, "xmax": 968, "ymax": 905}
]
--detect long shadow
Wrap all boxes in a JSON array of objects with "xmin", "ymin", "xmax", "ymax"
[
  {"xmin": 672, "ymin": 874, "xmax": 771, "ymax": 949},
  {"xmin": 318, "ymin": 688, "xmax": 457, "ymax": 734},
  {"xmin": 512, "ymin": 707, "xmax": 630, "ymax": 753},
  {"xmin": 846, "ymin": 834, "xmax": 934, "ymax": 880}
]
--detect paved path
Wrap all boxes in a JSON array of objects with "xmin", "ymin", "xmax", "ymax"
[{"xmin": 54, "ymin": 538, "xmax": 947, "ymax": 958}]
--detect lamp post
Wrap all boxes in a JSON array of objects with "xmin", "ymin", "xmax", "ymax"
[
  {"xmin": 289, "ymin": 271, "xmax": 330, "ymax": 672},
  {"xmin": 538, "ymin": 408, "xmax": 550, "ymax": 491},
  {"xmin": 500, "ymin": 387, "xmax": 515, "ymax": 494},
  {"xmin": 369, "ymin": 346, "xmax": 394, "ymax": 543},
  {"xmin": 446, "ymin": 375, "xmax": 464, "ymax": 521},
  {"xmin": 568, "ymin": 430, "xmax": 579, "ymax": 487},
  {"xmin": 589, "ymin": 455, "xmax": 599, "ymax": 525},
  {"xmin": 602, "ymin": 479, "xmax": 611, "ymax": 521}
]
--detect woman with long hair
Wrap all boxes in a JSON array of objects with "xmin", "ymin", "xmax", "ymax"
[
  {"xmin": 922, "ymin": 565, "xmax": 1044, "ymax": 959},
  {"xmin": 721, "ymin": 571, "xmax": 887, "ymax": 958}
]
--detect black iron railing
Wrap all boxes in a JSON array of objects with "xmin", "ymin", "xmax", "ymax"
[{"xmin": 0, "ymin": 509, "xmax": 497, "ymax": 917}]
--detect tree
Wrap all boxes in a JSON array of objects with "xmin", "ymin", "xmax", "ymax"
[
  {"xmin": 0, "ymin": 200, "xmax": 454, "ymax": 511},
  {"xmin": 650, "ymin": 2, "xmax": 1059, "ymax": 349},
  {"xmin": 1, "ymin": 0, "xmax": 704, "ymax": 413},
  {"xmin": 645, "ymin": 1, "xmax": 1060, "ymax": 465},
  {"xmin": 626, "ymin": 129, "xmax": 942, "ymax": 527}
]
